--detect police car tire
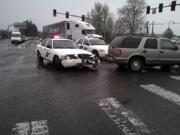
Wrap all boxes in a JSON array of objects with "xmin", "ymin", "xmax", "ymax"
[
  {"xmin": 37, "ymin": 51, "xmax": 43, "ymax": 63},
  {"xmin": 92, "ymin": 50, "xmax": 100, "ymax": 59},
  {"xmin": 53, "ymin": 56, "xmax": 63, "ymax": 69}
]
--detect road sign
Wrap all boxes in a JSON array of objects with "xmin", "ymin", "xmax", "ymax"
[{"xmin": 14, "ymin": 22, "xmax": 27, "ymax": 29}]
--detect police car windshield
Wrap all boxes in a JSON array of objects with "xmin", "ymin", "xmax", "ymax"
[
  {"xmin": 53, "ymin": 40, "xmax": 76, "ymax": 49},
  {"xmin": 89, "ymin": 39, "xmax": 106, "ymax": 45}
]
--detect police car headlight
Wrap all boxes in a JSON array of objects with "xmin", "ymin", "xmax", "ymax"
[
  {"xmin": 61, "ymin": 55, "xmax": 77, "ymax": 60},
  {"xmin": 61, "ymin": 56, "xmax": 69, "ymax": 60}
]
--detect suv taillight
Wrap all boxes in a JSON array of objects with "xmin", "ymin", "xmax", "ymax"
[{"xmin": 116, "ymin": 48, "xmax": 122, "ymax": 56}]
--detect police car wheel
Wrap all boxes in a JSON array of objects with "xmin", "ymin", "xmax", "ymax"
[
  {"xmin": 37, "ymin": 51, "xmax": 43, "ymax": 63},
  {"xmin": 93, "ymin": 51, "xmax": 100, "ymax": 59},
  {"xmin": 53, "ymin": 56, "xmax": 63, "ymax": 69}
]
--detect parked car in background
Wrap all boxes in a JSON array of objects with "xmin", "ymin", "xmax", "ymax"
[
  {"xmin": 75, "ymin": 37, "xmax": 109, "ymax": 58},
  {"xmin": 21, "ymin": 35, "xmax": 26, "ymax": 42},
  {"xmin": 108, "ymin": 36, "xmax": 180, "ymax": 72},
  {"xmin": 11, "ymin": 31, "xmax": 22, "ymax": 44},
  {"xmin": 36, "ymin": 37, "xmax": 99, "ymax": 70}
]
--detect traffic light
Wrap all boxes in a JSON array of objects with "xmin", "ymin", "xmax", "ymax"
[
  {"xmin": 82, "ymin": 15, "xmax": 85, "ymax": 21},
  {"xmin": 53, "ymin": 9, "xmax": 56, "ymax": 17},
  {"xmin": 66, "ymin": 12, "xmax": 69, "ymax": 18},
  {"xmin": 171, "ymin": 1, "xmax": 176, "ymax": 11},
  {"xmin": 159, "ymin": 3, "xmax": 163, "ymax": 12},
  {"xmin": 146, "ymin": 6, "xmax": 150, "ymax": 14}
]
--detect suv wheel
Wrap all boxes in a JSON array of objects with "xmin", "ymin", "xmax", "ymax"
[
  {"xmin": 129, "ymin": 58, "xmax": 143, "ymax": 72},
  {"xmin": 37, "ymin": 51, "xmax": 43, "ymax": 63}
]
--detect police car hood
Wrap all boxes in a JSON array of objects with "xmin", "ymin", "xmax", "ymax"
[
  {"xmin": 91, "ymin": 45, "xmax": 109, "ymax": 51},
  {"xmin": 53, "ymin": 48, "xmax": 92, "ymax": 56}
]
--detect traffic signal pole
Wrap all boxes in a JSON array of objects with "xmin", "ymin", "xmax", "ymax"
[
  {"xmin": 53, "ymin": 9, "xmax": 94, "ymax": 21},
  {"xmin": 146, "ymin": 1, "xmax": 180, "ymax": 14}
]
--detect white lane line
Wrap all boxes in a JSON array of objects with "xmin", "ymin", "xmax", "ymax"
[
  {"xmin": 170, "ymin": 76, "xmax": 180, "ymax": 81},
  {"xmin": 140, "ymin": 84, "xmax": 180, "ymax": 106},
  {"xmin": 98, "ymin": 98, "xmax": 150, "ymax": 135},
  {"xmin": 11, "ymin": 120, "xmax": 49, "ymax": 135},
  {"xmin": 11, "ymin": 122, "xmax": 30, "ymax": 135},
  {"xmin": 31, "ymin": 120, "xmax": 48, "ymax": 135}
]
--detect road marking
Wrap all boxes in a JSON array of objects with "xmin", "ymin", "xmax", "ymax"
[
  {"xmin": 31, "ymin": 120, "xmax": 48, "ymax": 135},
  {"xmin": 98, "ymin": 98, "xmax": 150, "ymax": 135},
  {"xmin": 140, "ymin": 84, "xmax": 180, "ymax": 106},
  {"xmin": 12, "ymin": 122, "xmax": 30, "ymax": 135},
  {"xmin": 170, "ymin": 76, "xmax": 180, "ymax": 81},
  {"xmin": 11, "ymin": 120, "xmax": 48, "ymax": 135}
]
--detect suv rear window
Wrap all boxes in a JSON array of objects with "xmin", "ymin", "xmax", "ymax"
[
  {"xmin": 110, "ymin": 37, "xmax": 125, "ymax": 48},
  {"xmin": 144, "ymin": 39, "xmax": 158, "ymax": 49},
  {"xmin": 122, "ymin": 37, "xmax": 142, "ymax": 48}
]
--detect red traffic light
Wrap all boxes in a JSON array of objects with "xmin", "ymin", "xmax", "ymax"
[
  {"xmin": 82, "ymin": 15, "xmax": 85, "ymax": 21},
  {"xmin": 53, "ymin": 9, "xmax": 56, "ymax": 17},
  {"xmin": 171, "ymin": 1, "xmax": 176, "ymax": 11},
  {"xmin": 159, "ymin": 3, "xmax": 163, "ymax": 12},
  {"xmin": 66, "ymin": 12, "xmax": 69, "ymax": 18},
  {"xmin": 146, "ymin": 6, "xmax": 150, "ymax": 14}
]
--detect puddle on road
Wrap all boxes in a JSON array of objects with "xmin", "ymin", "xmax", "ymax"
[{"xmin": 121, "ymin": 98, "xmax": 132, "ymax": 106}]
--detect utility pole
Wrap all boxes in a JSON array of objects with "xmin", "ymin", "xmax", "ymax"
[
  {"xmin": 151, "ymin": 21, "xmax": 154, "ymax": 37},
  {"xmin": 6, "ymin": 24, "xmax": 13, "ymax": 38},
  {"xmin": 146, "ymin": 21, "xmax": 149, "ymax": 36}
]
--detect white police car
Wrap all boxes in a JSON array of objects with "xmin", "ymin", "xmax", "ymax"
[
  {"xmin": 36, "ymin": 37, "xmax": 99, "ymax": 70},
  {"xmin": 75, "ymin": 37, "xmax": 109, "ymax": 58}
]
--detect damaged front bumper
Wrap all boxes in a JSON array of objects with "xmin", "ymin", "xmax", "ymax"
[{"xmin": 61, "ymin": 58, "xmax": 100, "ymax": 68}]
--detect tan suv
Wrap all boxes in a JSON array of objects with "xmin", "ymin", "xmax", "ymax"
[{"xmin": 108, "ymin": 36, "xmax": 180, "ymax": 72}]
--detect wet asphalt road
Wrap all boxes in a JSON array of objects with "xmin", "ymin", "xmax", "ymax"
[{"xmin": 0, "ymin": 39, "xmax": 180, "ymax": 135}]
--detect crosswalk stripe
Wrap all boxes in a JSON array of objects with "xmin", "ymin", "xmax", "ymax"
[
  {"xmin": 31, "ymin": 120, "xmax": 48, "ymax": 135},
  {"xmin": 140, "ymin": 84, "xmax": 180, "ymax": 106},
  {"xmin": 12, "ymin": 122, "xmax": 30, "ymax": 135},
  {"xmin": 98, "ymin": 98, "xmax": 150, "ymax": 135},
  {"xmin": 170, "ymin": 76, "xmax": 180, "ymax": 81},
  {"xmin": 11, "ymin": 120, "xmax": 48, "ymax": 135}
]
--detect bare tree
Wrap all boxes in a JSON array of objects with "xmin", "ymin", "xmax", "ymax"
[
  {"xmin": 117, "ymin": 0, "xmax": 146, "ymax": 35},
  {"xmin": 163, "ymin": 28, "xmax": 174, "ymax": 39},
  {"xmin": 86, "ymin": 2, "xmax": 115, "ymax": 42}
]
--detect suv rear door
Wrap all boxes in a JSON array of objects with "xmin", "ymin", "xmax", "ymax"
[
  {"xmin": 142, "ymin": 38, "xmax": 159, "ymax": 65},
  {"xmin": 159, "ymin": 39, "xmax": 180, "ymax": 64}
]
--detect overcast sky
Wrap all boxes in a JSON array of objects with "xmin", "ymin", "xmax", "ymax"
[{"xmin": 1, "ymin": 0, "xmax": 180, "ymax": 35}]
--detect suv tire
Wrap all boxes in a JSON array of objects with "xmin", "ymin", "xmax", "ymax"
[{"xmin": 128, "ymin": 58, "xmax": 143, "ymax": 72}]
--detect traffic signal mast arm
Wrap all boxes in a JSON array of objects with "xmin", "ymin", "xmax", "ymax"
[
  {"xmin": 146, "ymin": 1, "xmax": 180, "ymax": 14},
  {"xmin": 53, "ymin": 10, "xmax": 95, "ymax": 21}
]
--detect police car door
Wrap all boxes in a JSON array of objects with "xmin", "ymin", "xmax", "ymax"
[
  {"xmin": 44, "ymin": 39, "xmax": 53, "ymax": 61},
  {"xmin": 82, "ymin": 39, "xmax": 90, "ymax": 50}
]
